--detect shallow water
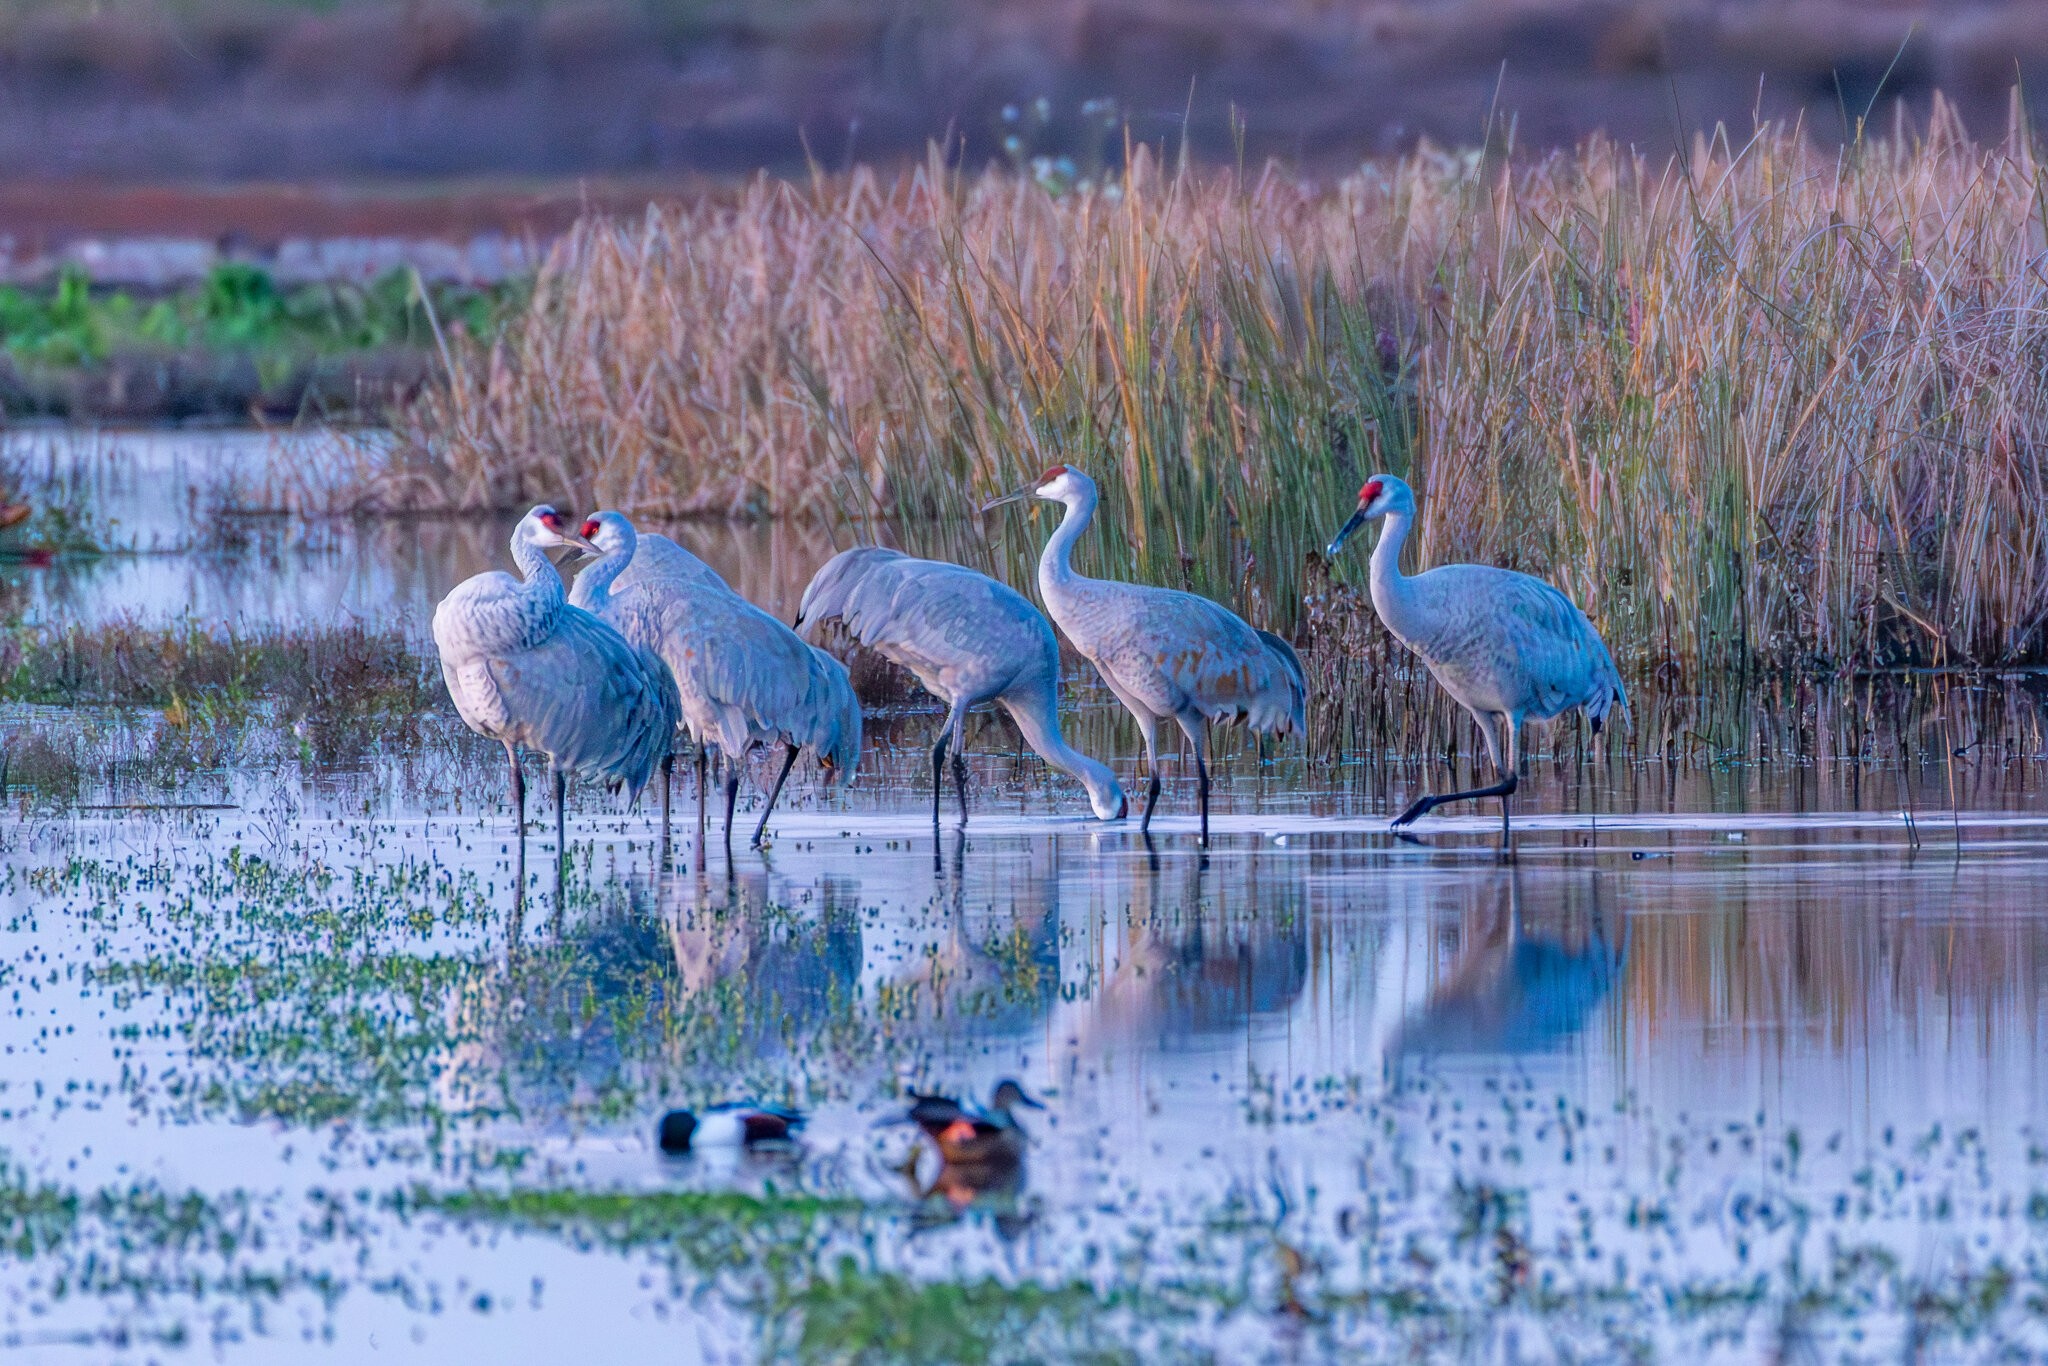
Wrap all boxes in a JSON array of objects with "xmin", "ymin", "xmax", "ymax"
[
  {"xmin": 0, "ymin": 427, "xmax": 845, "ymax": 630},
  {"xmin": 2, "ymin": 432, "xmax": 2048, "ymax": 1362}
]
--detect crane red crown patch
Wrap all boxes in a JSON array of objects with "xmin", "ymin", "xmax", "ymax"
[
  {"xmin": 1359, "ymin": 479, "xmax": 1384, "ymax": 503},
  {"xmin": 1038, "ymin": 463, "xmax": 1071, "ymax": 484},
  {"xmin": 580, "ymin": 517, "xmax": 601, "ymax": 539},
  {"xmin": 537, "ymin": 507, "xmax": 562, "ymax": 528}
]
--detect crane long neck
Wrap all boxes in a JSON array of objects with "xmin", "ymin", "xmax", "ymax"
[
  {"xmin": 569, "ymin": 542, "xmax": 632, "ymax": 612},
  {"xmin": 510, "ymin": 530, "xmax": 568, "ymax": 631},
  {"xmin": 1004, "ymin": 691, "xmax": 1120, "ymax": 814},
  {"xmin": 1037, "ymin": 487, "xmax": 1095, "ymax": 605},
  {"xmin": 1368, "ymin": 507, "xmax": 1426, "ymax": 643}
]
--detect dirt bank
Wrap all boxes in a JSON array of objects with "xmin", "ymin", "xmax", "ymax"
[{"xmin": 0, "ymin": 0, "xmax": 2040, "ymax": 183}]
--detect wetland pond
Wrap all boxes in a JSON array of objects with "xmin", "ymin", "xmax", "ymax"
[{"xmin": 2, "ymin": 430, "xmax": 2048, "ymax": 1362}]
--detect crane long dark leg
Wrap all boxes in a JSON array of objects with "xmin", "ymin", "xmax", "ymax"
[
  {"xmin": 952, "ymin": 752, "xmax": 970, "ymax": 823},
  {"xmin": 508, "ymin": 740, "xmax": 527, "ymax": 922},
  {"xmin": 694, "ymin": 748, "xmax": 709, "ymax": 872},
  {"xmin": 931, "ymin": 700, "xmax": 967, "ymax": 829},
  {"xmin": 552, "ymin": 763, "xmax": 567, "ymax": 864},
  {"xmin": 551, "ymin": 762, "xmax": 568, "ymax": 909},
  {"xmin": 1171, "ymin": 714, "xmax": 1212, "ymax": 844},
  {"xmin": 1135, "ymin": 716, "xmax": 1164, "ymax": 832},
  {"xmin": 660, "ymin": 753, "xmax": 674, "ymax": 861},
  {"xmin": 1501, "ymin": 717, "xmax": 1520, "ymax": 848},
  {"xmin": 753, "ymin": 743, "xmax": 798, "ymax": 847},
  {"xmin": 1391, "ymin": 772, "xmax": 1519, "ymax": 828},
  {"xmin": 723, "ymin": 763, "xmax": 741, "ymax": 851},
  {"xmin": 1390, "ymin": 710, "xmax": 1519, "ymax": 832},
  {"xmin": 504, "ymin": 741, "xmax": 525, "ymax": 835}
]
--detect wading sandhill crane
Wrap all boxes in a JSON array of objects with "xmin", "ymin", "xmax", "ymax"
[
  {"xmin": 1325, "ymin": 474, "xmax": 1628, "ymax": 835},
  {"xmin": 431, "ymin": 505, "xmax": 681, "ymax": 858},
  {"xmin": 983, "ymin": 465, "xmax": 1306, "ymax": 842},
  {"xmin": 571, "ymin": 511, "xmax": 861, "ymax": 851},
  {"xmin": 794, "ymin": 546, "xmax": 1126, "ymax": 826}
]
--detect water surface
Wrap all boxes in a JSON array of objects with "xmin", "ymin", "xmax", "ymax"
[{"xmin": 0, "ymin": 430, "xmax": 2045, "ymax": 1362}]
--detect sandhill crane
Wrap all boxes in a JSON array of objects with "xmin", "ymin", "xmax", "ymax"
[
  {"xmin": 1325, "ymin": 474, "xmax": 1628, "ymax": 835},
  {"xmin": 431, "ymin": 505, "xmax": 681, "ymax": 859},
  {"xmin": 795, "ymin": 546, "xmax": 1126, "ymax": 826},
  {"xmin": 982, "ymin": 465, "xmax": 1306, "ymax": 842},
  {"xmin": 570, "ymin": 511, "xmax": 860, "ymax": 851}
]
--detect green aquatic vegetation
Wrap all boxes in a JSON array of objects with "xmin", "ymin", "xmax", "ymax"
[
  {"xmin": 395, "ymin": 1184, "xmax": 865, "ymax": 1253},
  {"xmin": 30, "ymin": 841, "xmax": 892, "ymax": 1131},
  {"xmin": 0, "ymin": 616, "xmax": 439, "ymax": 719},
  {"xmin": 41, "ymin": 848, "xmax": 506, "ymax": 1127},
  {"xmin": 787, "ymin": 1267, "xmax": 1133, "ymax": 1366},
  {"xmin": 0, "ymin": 264, "xmax": 517, "ymax": 368},
  {"xmin": 400, "ymin": 1182, "xmax": 1209, "ymax": 1363},
  {"xmin": 9, "ymin": 690, "xmax": 2048, "ymax": 1359}
]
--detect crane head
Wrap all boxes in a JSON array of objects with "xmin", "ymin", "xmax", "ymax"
[
  {"xmin": 979, "ymin": 463, "xmax": 1085, "ymax": 514},
  {"xmin": 521, "ymin": 504, "xmax": 603, "ymax": 557},
  {"xmin": 1325, "ymin": 475, "xmax": 1405, "ymax": 557},
  {"xmin": 574, "ymin": 511, "xmax": 635, "ymax": 559}
]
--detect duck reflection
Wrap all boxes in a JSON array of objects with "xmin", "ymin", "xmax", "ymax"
[
  {"xmin": 889, "ymin": 1079, "xmax": 1042, "ymax": 1241},
  {"xmin": 1389, "ymin": 870, "xmax": 1625, "ymax": 1067}
]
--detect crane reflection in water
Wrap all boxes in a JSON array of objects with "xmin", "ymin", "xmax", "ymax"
[
  {"xmin": 438, "ymin": 869, "xmax": 864, "ymax": 1126},
  {"xmin": 1386, "ymin": 869, "xmax": 1626, "ymax": 1079},
  {"xmin": 1052, "ymin": 842, "xmax": 1310, "ymax": 1058}
]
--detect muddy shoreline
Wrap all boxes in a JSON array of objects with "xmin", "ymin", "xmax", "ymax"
[
  {"xmin": 0, "ymin": 1, "xmax": 2043, "ymax": 185},
  {"xmin": 0, "ymin": 346, "xmax": 432, "ymax": 423}
]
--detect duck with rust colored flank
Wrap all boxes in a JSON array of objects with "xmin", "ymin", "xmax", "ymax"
[{"xmin": 896, "ymin": 1079, "xmax": 1045, "ymax": 1165}]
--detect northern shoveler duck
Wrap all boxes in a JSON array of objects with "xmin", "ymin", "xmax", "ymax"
[
  {"xmin": 899, "ymin": 1079, "xmax": 1043, "ymax": 1165},
  {"xmin": 656, "ymin": 1102, "xmax": 806, "ymax": 1154}
]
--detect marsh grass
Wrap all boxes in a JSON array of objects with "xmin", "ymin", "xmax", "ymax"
[
  {"xmin": 399, "ymin": 101, "xmax": 2048, "ymax": 695},
  {"xmin": 0, "ymin": 616, "xmax": 439, "ymax": 719}
]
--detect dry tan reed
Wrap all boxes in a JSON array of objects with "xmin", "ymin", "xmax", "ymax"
[{"xmin": 392, "ymin": 99, "xmax": 2048, "ymax": 681}]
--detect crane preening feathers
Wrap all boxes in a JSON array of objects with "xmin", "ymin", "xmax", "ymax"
[
  {"xmin": 983, "ymin": 464, "xmax": 1306, "ymax": 843},
  {"xmin": 431, "ymin": 505, "xmax": 682, "ymax": 857},
  {"xmin": 795, "ymin": 547, "xmax": 1125, "ymax": 825},
  {"xmin": 1325, "ymin": 474, "xmax": 1628, "ymax": 835}
]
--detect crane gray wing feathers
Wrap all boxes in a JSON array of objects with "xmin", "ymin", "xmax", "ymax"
[
  {"xmin": 615, "ymin": 532, "xmax": 732, "ymax": 596},
  {"xmin": 433, "ymin": 571, "xmax": 552, "ymax": 656},
  {"xmin": 1068, "ymin": 582, "xmax": 1303, "ymax": 736},
  {"xmin": 1410, "ymin": 566, "xmax": 1627, "ymax": 723},
  {"xmin": 475, "ymin": 606, "xmax": 675, "ymax": 797},
  {"xmin": 606, "ymin": 576, "xmax": 852, "ymax": 762},
  {"xmin": 798, "ymin": 547, "xmax": 1056, "ymax": 702}
]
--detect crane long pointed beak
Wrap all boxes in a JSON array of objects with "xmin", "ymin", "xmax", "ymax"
[
  {"xmin": 563, "ymin": 532, "xmax": 603, "ymax": 558},
  {"xmin": 1326, "ymin": 507, "xmax": 1369, "ymax": 558},
  {"xmin": 979, "ymin": 485, "xmax": 1035, "ymax": 516}
]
